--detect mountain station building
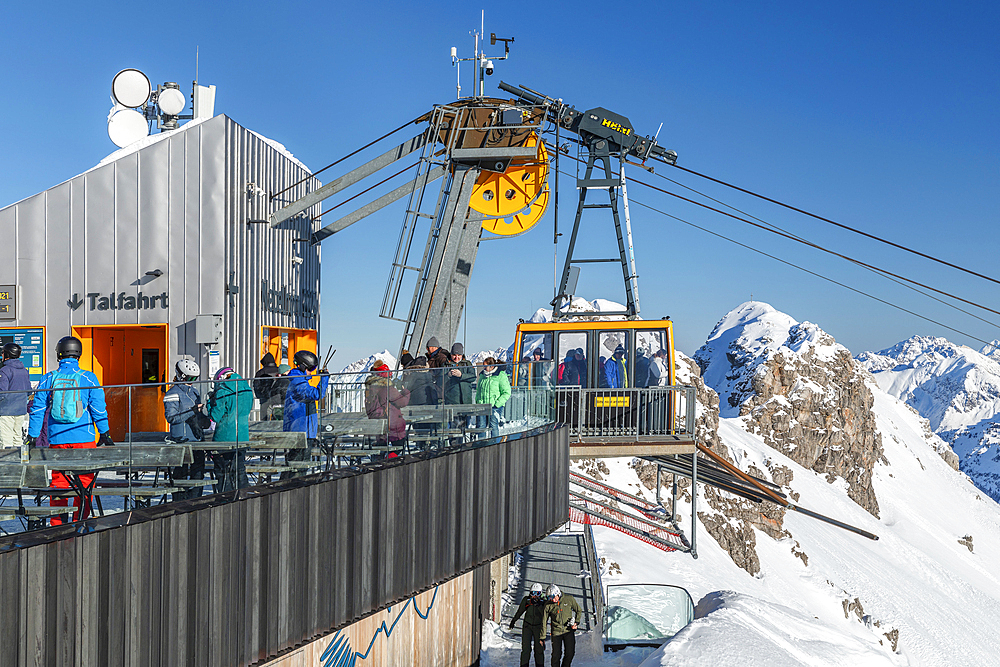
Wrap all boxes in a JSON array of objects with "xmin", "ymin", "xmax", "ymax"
[{"xmin": 0, "ymin": 115, "xmax": 321, "ymax": 435}]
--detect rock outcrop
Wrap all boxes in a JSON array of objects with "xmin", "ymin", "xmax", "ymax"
[{"xmin": 695, "ymin": 302, "xmax": 885, "ymax": 517}]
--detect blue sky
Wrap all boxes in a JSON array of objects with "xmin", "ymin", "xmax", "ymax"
[{"xmin": 2, "ymin": 2, "xmax": 997, "ymax": 364}]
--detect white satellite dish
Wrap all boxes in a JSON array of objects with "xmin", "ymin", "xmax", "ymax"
[
  {"xmin": 157, "ymin": 87, "xmax": 186, "ymax": 116},
  {"xmin": 108, "ymin": 108, "xmax": 150, "ymax": 147},
  {"xmin": 111, "ymin": 68, "xmax": 151, "ymax": 108}
]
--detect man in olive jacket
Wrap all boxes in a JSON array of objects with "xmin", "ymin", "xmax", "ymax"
[
  {"xmin": 542, "ymin": 584, "xmax": 581, "ymax": 667},
  {"xmin": 510, "ymin": 583, "xmax": 547, "ymax": 667}
]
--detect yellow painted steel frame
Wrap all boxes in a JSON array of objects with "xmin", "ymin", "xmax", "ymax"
[
  {"xmin": 472, "ymin": 133, "xmax": 549, "ymax": 237},
  {"xmin": 513, "ymin": 319, "xmax": 677, "ymax": 386}
]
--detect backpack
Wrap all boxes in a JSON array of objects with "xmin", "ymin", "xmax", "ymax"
[
  {"xmin": 558, "ymin": 363, "xmax": 565, "ymax": 382},
  {"xmin": 50, "ymin": 371, "xmax": 84, "ymax": 424}
]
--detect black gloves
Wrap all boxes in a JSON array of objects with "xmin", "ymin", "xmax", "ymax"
[
  {"xmin": 98, "ymin": 432, "xmax": 115, "ymax": 447},
  {"xmin": 24, "ymin": 436, "xmax": 36, "ymax": 449}
]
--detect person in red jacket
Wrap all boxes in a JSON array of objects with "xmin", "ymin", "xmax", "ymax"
[{"xmin": 364, "ymin": 360, "xmax": 410, "ymax": 455}]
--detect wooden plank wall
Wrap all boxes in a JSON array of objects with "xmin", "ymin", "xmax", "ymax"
[
  {"xmin": 257, "ymin": 567, "xmax": 488, "ymax": 667},
  {"xmin": 0, "ymin": 427, "xmax": 568, "ymax": 667}
]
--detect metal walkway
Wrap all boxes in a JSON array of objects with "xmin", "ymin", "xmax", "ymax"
[{"xmin": 501, "ymin": 529, "xmax": 601, "ymax": 637}]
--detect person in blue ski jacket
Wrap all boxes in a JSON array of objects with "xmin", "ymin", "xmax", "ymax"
[
  {"xmin": 282, "ymin": 349, "xmax": 329, "ymax": 478},
  {"xmin": 26, "ymin": 336, "xmax": 113, "ymax": 525}
]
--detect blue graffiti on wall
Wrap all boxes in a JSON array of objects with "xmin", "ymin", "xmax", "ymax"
[{"xmin": 319, "ymin": 585, "xmax": 439, "ymax": 666}]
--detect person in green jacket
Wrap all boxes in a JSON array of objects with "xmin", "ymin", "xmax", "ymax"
[
  {"xmin": 543, "ymin": 584, "xmax": 581, "ymax": 667},
  {"xmin": 208, "ymin": 367, "xmax": 254, "ymax": 492},
  {"xmin": 475, "ymin": 356, "xmax": 511, "ymax": 439},
  {"xmin": 509, "ymin": 583, "xmax": 547, "ymax": 667}
]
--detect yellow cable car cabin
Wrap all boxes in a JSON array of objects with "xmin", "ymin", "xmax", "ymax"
[{"xmin": 512, "ymin": 319, "xmax": 696, "ymax": 457}]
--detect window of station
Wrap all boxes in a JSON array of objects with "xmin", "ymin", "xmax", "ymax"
[
  {"xmin": 518, "ymin": 332, "xmax": 553, "ymax": 387},
  {"xmin": 635, "ymin": 329, "xmax": 667, "ymax": 388},
  {"xmin": 599, "ymin": 331, "xmax": 629, "ymax": 388},
  {"xmin": 557, "ymin": 332, "xmax": 589, "ymax": 387}
]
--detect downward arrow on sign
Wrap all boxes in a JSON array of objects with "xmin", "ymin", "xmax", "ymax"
[{"xmin": 67, "ymin": 294, "xmax": 84, "ymax": 311}]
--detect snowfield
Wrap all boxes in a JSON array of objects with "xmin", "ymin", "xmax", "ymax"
[{"xmin": 483, "ymin": 301, "xmax": 1000, "ymax": 666}]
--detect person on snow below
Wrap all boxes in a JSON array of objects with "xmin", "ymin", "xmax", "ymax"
[
  {"xmin": 207, "ymin": 366, "xmax": 253, "ymax": 492},
  {"xmin": 164, "ymin": 358, "xmax": 208, "ymax": 501},
  {"xmin": 543, "ymin": 584, "xmax": 581, "ymax": 667},
  {"xmin": 510, "ymin": 582, "xmax": 548, "ymax": 667},
  {"xmin": 282, "ymin": 349, "xmax": 329, "ymax": 479},
  {"xmin": 27, "ymin": 336, "xmax": 113, "ymax": 525},
  {"xmin": 475, "ymin": 356, "xmax": 511, "ymax": 439},
  {"xmin": 604, "ymin": 345, "xmax": 628, "ymax": 388}
]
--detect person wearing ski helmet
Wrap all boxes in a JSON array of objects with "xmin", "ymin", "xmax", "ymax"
[
  {"xmin": 0, "ymin": 342, "xmax": 31, "ymax": 449},
  {"xmin": 27, "ymin": 335, "xmax": 113, "ymax": 525},
  {"xmin": 282, "ymin": 348, "xmax": 330, "ymax": 478},
  {"xmin": 543, "ymin": 583, "xmax": 581, "ymax": 667},
  {"xmin": 164, "ymin": 358, "xmax": 209, "ymax": 500},
  {"xmin": 509, "ymin": 582, "xmax": 548, "ymax": 667}
]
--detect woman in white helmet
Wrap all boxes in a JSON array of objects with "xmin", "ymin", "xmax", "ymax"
[
  {"xmin": 543, "ymin": 583, "xmax": 581, "ymax": 667},
  {"xmin": 164, "ymin": 358, "xmax": 208, "ymax": 500},
  {"xmin": 509, "ymin": 582, "xmax": 548, "ymax": 667}
]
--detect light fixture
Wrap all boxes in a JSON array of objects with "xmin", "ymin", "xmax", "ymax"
[{"xmin": 145, "ymin": 269, "xmax": 164, "ymax": 278}]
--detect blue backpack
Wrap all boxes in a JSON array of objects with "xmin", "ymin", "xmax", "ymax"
[{"xmin": 50, "ymin": 371, "xmax": 84, "ymax": 424}]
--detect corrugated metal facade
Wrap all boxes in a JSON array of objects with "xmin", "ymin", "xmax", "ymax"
[{"xmin": 0, "ymin": 115, "xmax": 320, "ymax": 377}]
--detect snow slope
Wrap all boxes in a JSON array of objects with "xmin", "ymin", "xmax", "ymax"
[
  {"xmin": 485, "ymin": 302, "xmax": 1000, "ymax": 666},
  {"xmin": 858, "ymin": 336, "xmax": 1000, "ymax": 502}
]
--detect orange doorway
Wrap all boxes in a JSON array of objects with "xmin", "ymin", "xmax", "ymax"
[
  {"xmin": 260, "ymin": 327, "xmax": 318, "ymax": 368},
  {"xmin": 73, "ymin": 325, "xmax": 168, "ymax": 440}
]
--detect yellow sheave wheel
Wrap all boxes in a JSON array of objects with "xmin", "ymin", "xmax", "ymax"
[
  {"xmin": 481, "ymin": 187, "xmax": 549, "ymax": 237},
  {"xmin": 471, "ymin": 133, "xmax": 549, "ymax": 220}
]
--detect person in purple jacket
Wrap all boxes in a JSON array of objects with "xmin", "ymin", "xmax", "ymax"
[{"xmin": 0, "ymin": 342, "xmax": 32, "ymax": 449}]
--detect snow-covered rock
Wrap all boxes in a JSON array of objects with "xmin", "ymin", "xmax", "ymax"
[{"xmin": 858, "ymin": 335, "xmax": 1000, "ymax": 501}]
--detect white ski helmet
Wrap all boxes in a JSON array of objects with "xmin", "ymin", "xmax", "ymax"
[
  {"xmin": 546, "ymin": 584, "xmax": 561, "ymax": 599},
  {"xmin": 175, "ymin": 358, "xmax": 200, "ymax": 381},
  {"xmin": 530, "ymin": 583, "xmax": 543, "ymax": 594}
]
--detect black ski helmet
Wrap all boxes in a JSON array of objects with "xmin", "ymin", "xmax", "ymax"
[
  {"xmin": 2, "ymin": 342, "xmax": 21, "ymax": 359},
  {"xmin": 293, "ymin": 350, "xmax": 319, "ymax": 371},
  {"xmin": 56, "ymin": 336, "xmax": 83, "ymax": 360}
]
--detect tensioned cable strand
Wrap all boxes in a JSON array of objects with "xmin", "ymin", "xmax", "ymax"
[
  {"xmin": 632, "ymin": 177, "xmax": 1000, "ymax": 318},
  {"xmin": 660, "ymin": 161, "xmax": 1000, "ymax": 287},
  {"xmin": 627, "ymin": 196, "xmax": 993, "ymax": 346},
  {"xmin": 271, "ymin": 117, "xmax": 419, "ymax": 200}
]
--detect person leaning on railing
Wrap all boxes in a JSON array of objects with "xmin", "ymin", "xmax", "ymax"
[
  {"xmin": 475, "ymin": 357, "xmax": 510, "ymax": 439},
  {"xmin": 164, "ymin": 359, "xmax": 209, "ymax": 501},
  {"xmin": 0, "ymin": 342, "xmax": 31, "ymax": 449},
  {"xmin": 25, "ymin": 336, "xmax": 113, "ymax": 526}
]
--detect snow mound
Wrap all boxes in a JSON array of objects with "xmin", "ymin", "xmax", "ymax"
[{"xmin": 639, "ymin": 591, "xmax": 896, "ymax": 666}]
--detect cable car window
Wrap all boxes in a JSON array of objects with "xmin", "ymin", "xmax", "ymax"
[
  {"xmin": 635, "ymin": 329, "xmax": 666, "ymax": 388},
  {"xmin": 599, "ymin": 331, "xmax": 629, "ymax": 388},
  {"xmin": 558, "ymin": 332, "xmax": 588, "ymax": 387},
  {"xmin": 519, "ymin": 332, "xmax": 554, "ymax": 387}
]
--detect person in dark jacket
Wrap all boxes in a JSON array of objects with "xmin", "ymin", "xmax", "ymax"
[
  {"xmin": 207, "ymin": 366, "xmax": 253, "ymax": 492},
  {"xmin": 402, "ymin": 356, "xmax": 438, "ymax": 406},
  {"xmin": 634, "ymin": 347, "xmax": 651, "ymax": 388},
  {"xmin": 282, "ymin": 349, "xmax": 329, "ymax": 478},
  {"xmin": 164, "ymin": 358, "xmax": 208, "ymax": 500},
  {"xmin": 253, "ymin": 352, "xmax": 283, "ymax": 420},
  {"xmin": 510, "ymin": 583, "xmax": 548, "ymax": 667},
  {"xmin": 365, "ymin": 361, "xmax": 410, "ymax": 453},
  {"xmin": 444, "ymin": 343, "xmax": 476, "ymax": 405},
  {"xmin": 0, "ymin": 343, "xmax": 31, "ymax": 449}
]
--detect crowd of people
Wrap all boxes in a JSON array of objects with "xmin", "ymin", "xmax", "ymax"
[{"xmin": 522, "ymin": 344, "xmax": 670, "ymax": 389}]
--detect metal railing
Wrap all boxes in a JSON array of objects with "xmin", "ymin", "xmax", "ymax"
[{"xmin": 553, "ymin": 385, "xmax": 696, "ymax": 441}]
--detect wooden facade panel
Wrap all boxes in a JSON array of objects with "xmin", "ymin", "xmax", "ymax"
[{"xmin": 0, "ymin": 427, "xmax": 568, "ymax": 667}]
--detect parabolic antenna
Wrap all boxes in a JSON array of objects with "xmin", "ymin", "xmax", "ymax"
[
  {"xmin": 111, "ymin": 68, "xmax": 151, "ymax": 108},
  {"xmin": 108, "ymin": 108, "xmax": 150, "ymax": 148},
  {"xmin": 157, "ymin": 87, "xmax": 186, "ymax": 115}
]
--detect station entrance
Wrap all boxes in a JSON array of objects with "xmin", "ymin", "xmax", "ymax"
[
  {"xmin": 72, "ymin": 324, "xmax": 168, "ymax": 440},
  {"xmin": 260, "ymin": 326, "xmax": 317, "ymax": 367}
]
